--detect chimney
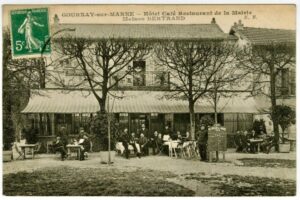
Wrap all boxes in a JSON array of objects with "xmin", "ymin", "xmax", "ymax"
[
  {"xmin": 211, "ymin": 17, "xmax": 216, "ymax": 24},
  {"xmin": 235, "ymin": 19, "xmax": 244, "ymax": 30},
  {"xmin": 53, "ymin": 14, "xmax": 60, "ymax": 25},
  {"xmin": 232, "ymin": 20, "xmax": 244, "ymax": 31}
]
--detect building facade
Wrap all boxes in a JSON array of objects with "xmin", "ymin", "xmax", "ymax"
[{"xmin": 21, "ymin": 19, "xmax": 295, "ymax": 150}]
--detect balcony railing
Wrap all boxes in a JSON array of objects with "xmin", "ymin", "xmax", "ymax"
[{"xmin": 113, "ymin": 71, "xmax": 170, "ymax": 90}]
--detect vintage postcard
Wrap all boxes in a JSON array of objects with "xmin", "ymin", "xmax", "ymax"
[{"xmin": 2, "ymin": 4, "xmax": 297, "ymax": 197}]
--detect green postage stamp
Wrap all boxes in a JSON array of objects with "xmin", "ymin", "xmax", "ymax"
[{"xmin": 10, "ymin": 8, "xmax": 51, "ymax": 58}]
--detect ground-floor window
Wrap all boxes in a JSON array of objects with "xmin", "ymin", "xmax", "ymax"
[{"xmin": 224, "ymin": 113, "xmax": 253, "ymax": 134}]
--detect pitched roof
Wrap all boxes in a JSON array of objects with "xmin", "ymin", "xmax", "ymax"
[
  {"xmin": 53, "ymin": 23, "xmax": 232, "ymax": 40},
  {"xmin": 231, "ymin": 26, "xmax": 295, "ymax": 45}
]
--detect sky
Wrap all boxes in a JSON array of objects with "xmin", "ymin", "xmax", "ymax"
[{"xmin": 3, "ymin": 4, "xmax": 296, "ymax": 33}]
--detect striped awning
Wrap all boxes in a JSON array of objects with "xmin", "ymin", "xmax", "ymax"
[{"xmin": 22, "ymin": 89, "xmax": 260, "ymax": 114}]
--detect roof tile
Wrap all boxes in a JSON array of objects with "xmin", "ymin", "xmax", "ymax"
[{"xmin": 54, "ymin": 24, "xmax": 230, "ymax": 40}]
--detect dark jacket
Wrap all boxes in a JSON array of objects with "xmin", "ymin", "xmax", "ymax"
[
  {"xmin": 79, "ymin": 139, "xmax": 91, "ymax": 152},
  {"xmin": 163, "ymin": 128, "xmax": 173, "ymax": 137},
  {"xmin": 197, "ymin": 129, "xmax": 208, "ymax": 145},
  {"xmin": 139, "ymin": 128, "xmax": 149, "ymax": 138},
  {"xmin": 120, "ymin": 131, "xmax": 130, "ymax": 143},
  {"xmin": 139, "ymin": 137, "xmax": 148, "ymax": 146},
  {"xmin": 54, "ymin": 139, "xmax": 65, "ymax": 149}
]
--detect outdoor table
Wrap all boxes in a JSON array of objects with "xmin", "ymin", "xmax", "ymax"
[
  {"xmin": 66, "ymin": 145, "xmax": 82, "ymax": 160},
  {"xmin": 249, "ymin": 139, "xmax": 264, "ymax": 152},
  {"xmin": 19, "ymin": 144, "xmax": 38, "ymax": 159}
]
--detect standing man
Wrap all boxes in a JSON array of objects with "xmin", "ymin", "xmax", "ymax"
[
  {"xmin": 78, "ymin": 134, "xmax": 91, "ymax": 161},
  {"xmin": 149, "ymin": 131, "xmax": 159, "ymax": 155},
  {"xmin": 197, "ymin": 124, "xmax": 208, "ymax": 161},
  {"xmin": 163, "ymin": 125, "xmax": 173, "ymax": 140},
  {"xmin": 139, "ymin": 123, "xmax": 149, "ymax": 138},
  {"xmin": 57, "ymin": 126, "xmax": 68, "ymax": 148}
]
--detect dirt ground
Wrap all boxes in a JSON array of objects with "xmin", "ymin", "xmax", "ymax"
[{"xmin": 2, "ymin": 149, "xmax": 296, "ymax": 196}]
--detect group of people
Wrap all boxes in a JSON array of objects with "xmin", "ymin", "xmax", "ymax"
[
  {"xmin": 119, "ymin": 124, "xmax": 191, "ymax": 159},
  {"xmin": 54, "ymin": 126, "xmax": 91, "ymax": 161},
  {"xmin": 234, "ymin": 130, "xmax": 276, "ymax": 154}
]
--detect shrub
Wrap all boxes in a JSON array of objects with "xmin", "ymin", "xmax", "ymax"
[
  {"xmin": 252, "ymin": 119, "xmax": 266, "ymax": 135},
  {"xmin": 273, "ymin": 105, "xmax": 295, "ymax": 142},
  {"xmin": 90, "ymin": 112, "xmax": 119, "ymax": 151}
]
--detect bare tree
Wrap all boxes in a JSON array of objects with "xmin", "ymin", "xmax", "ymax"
[
  {"xmin": 155, "ymin": 40, "xmax": 238, "ymax": 139},
  {"xmin": 56, "ymin": 37, "xmax": 150, "ymax": 114},
  {"xmin": 239, "ymin": 42, "xmax": 296, "ymax": 149},
  {"xmin": 205, "ymin": 42, "xmax": 248, "ymax": 124}
]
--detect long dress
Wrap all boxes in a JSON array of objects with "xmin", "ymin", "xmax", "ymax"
[{"xmin": 19, "ymin": 17, "xmax": 42, "ymax": 51}]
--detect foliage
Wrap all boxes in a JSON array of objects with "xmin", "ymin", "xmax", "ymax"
[
  {"xmin": 252, "ymin": 119, "xmax": 266, "ymax": 134},
  {"xmin": 90, "ymin": 113, "xmax": 120, "ymax": 151},
  {"xmin": 199, "ymin": 115, "xmax": 214, "ymax": 129},
  {"xmin": 3, "ymin": 27, "xmax": 46, "ymax": 148},
  {"xmin": 23, "ymin": 127, "xmax": 39, "ymax": 144},
  {"xmin": 273, "ymin": 105, "xmax": 295, "ymax": 141},
  {"xmin": 3, "ymin": 114, "xmax": 15, "ymax": 150}
]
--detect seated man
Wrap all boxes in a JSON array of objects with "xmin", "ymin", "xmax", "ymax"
[
  {"xmin": 248, "ymin": 130, "xmax": 258, "ymax": 153},
  {"xmin": 129, "ymin": 132, "xmax": 141, "ymax": 158},
  {"xmin": 78, "ymin": 134, "xmax": 91, "ymax": 160},
  {"xmin": 260, "ymin": 132, "xmax": 276, "ymax": 154},
  {"xmin": 53, "ymin": 136, "xmax": 67, "ymax": 161},
  {"xmin": 149, "ymin": 131, "xmax": 159, "ymax": 155},
  {"xmin": 241, "ymin": 131, "xmax": 250, "ymax": 153},
  {"xmin": 139, "ymin": 133, "xmax": 149, "ymax": 156},
  {"xmin": 234, "ymin": 131, "xmax": 243, "ymax": 152},
  {"xmin": 120, "ymin": 128, "xmax": 130, "ymax": 159},
  {"xmin": 156, "ymin": 133, "xmax": 163, "ymax": 152},
  {"xmin": 171, "ymin": 131, "xmax": 180, "ymax": 140}
]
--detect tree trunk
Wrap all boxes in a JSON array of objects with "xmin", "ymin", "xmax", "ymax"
[
  {"xmin": 270, "ymin": 63, "xmax": 279, "ymax": 151},
  {"xmin": 214, "ymin": 92, "xmax": 218, "ymax": 124},
  {"xmin": 189, "ymin": 100, "xmax": 196, "ymax": 140},
  {"xmin": 99, "ymin": 98, "xmax": 107, "ymax": 114}
]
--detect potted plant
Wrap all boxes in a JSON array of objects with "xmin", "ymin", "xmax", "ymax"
[
  {"xmin": 273, "ymin": 105, "xmax": 295, "ymax": 153},
  {"xmin": 91, "ymin": 113, "xmax": 118, "ymax": 164}
]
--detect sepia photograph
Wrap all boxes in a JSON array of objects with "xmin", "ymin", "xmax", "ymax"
[{"xmin": 1, "ymin": 3, "xmax": 297, "ymax": 197}]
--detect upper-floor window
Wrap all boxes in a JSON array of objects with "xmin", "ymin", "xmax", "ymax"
[
  {"xmin": 133, "ymin": 61, "xmax": 146, "ymax": 86},
  {"xmin": 280, "ymin": 68, "xmax": 295, "ymax": 96}
]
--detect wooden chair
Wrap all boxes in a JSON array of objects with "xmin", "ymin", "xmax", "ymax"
[
  {"xmin": 12, "ymin": 142, "xmax": 24, "ymax": 160},
  {"xmin": 169, "ymin": 141, "xmax": 179, "ymax": 158},
  {"xmin": 46, "ymin": 140, "xmax": 54, "ymax": 154},
  {"xmin": 33, "ymin": 143, "xmax": 42, "ymax": 158}
]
